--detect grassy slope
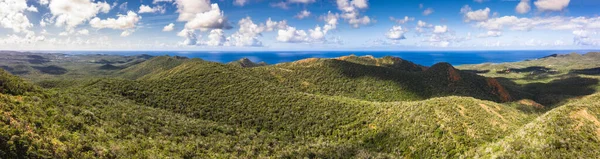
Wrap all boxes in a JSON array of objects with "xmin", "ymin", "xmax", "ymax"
[{"xmin": 470, "ymin": 93, "xmax": 600, "ymax": 158}]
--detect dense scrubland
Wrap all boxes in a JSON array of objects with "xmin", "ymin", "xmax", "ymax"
[{"xmin": 0, "ymin": 52, "xmax": 599, "ymax": 158}]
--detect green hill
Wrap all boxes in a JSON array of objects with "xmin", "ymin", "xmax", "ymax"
[
  {"xmin": 469, "ymin": 93, "xmax": 600, "ymax": 158},
  {"xmin": 116, "ymin": 56, "xmax": 190, "ymax": 80},
  {"xmin": 0, "ymin": 54, "xmax": 598, "ymax": 158}
]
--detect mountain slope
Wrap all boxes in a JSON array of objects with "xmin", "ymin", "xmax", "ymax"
[
  {"xmin": 247, "ymin": 57, "xmax": 515, "ymax": 102},
  {"xmin": 469, "ymin": 93, "xmax": 600, "ymax": 158}
]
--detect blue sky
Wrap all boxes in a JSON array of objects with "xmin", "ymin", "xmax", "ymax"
[{"xmin": 1, "ymin": 0, "xmax": 599, "ymax": 51}]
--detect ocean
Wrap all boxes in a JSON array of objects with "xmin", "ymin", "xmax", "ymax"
[{"xmin": 50, "ymin": 50, "xmax": 599, "ymax": 66}]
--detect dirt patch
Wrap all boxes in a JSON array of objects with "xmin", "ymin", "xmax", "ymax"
[
  {"xmin": 301, "ymin": 81, "xmax": 311, "ymax": 87},
  {"xmin": 457, "ymin": 105, "xmax": 466, "ymax": 117},
  {"xmin": 569, "ymin": 109, "xmax": 600, "ymax": 137},
  {"xmin": 518, "ymin": 99, "xmax": 545, "ymax": 109},
  {"xmin": 336, "ymin": 56, "xmax": 354, "ymax": 61},
  {"xmin": 486, "ymin": 78, "xmax": 512, "ymax": 102},
  {"xmin": 448, "ymin": 67, "xmax": 461, "ymax": 82},
  {"xmin": 293, "ymin": 58, "xmax": 319, "ymax": 65},
  {"xmin": 479, "ymin": 103, "xmax": 505, "ymax": 121}
]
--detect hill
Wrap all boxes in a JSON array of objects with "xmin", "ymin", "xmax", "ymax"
[
  {"xmin": 469, "ymin": 93, "xmax": 600, "ymax": 158},
  {"xmin": 0, "ymin": 53, "xmax": 598, "ymax": 158}
]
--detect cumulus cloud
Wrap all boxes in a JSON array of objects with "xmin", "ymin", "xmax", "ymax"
[
  {"xmin": 476, "ymin": 16, "xmax": 600, "ymax": 32},
  {"xmin": 295, "ymin": 10, "xmax": 311, "ymax": 19},
  {"xmin": 0, "ymin": 33, "xmax": 45, "ymax": 46},
  {"xmin": 90, "ymin": 11, "xmax": 141, "ymax": 30},
  {"xmin": 139, "ymin": 5, "xmax": 166, "ymax": 14},
  {"xmin": 205, "ymin": 29, "xmax": 225, "ymax": 46},
  {"xmin": 415, "ymin": 20, "xmax": 433, "ymax": 33},
  {"xmin": 516, "ymin": 0, "xmax": 531, "ymax": 14},
  {"xmin": 49, "ymin": 0, "xmax": 111, "ymax": 30},
  {"xmin": 385, "ymin": 26, "xmax": 407, "ymax": 40},
  {"xmin": 433, "ymin": 25, "xmax": 448, "ymax": 33},
  {"xmin": 534, "ymin": 0, "xmax": 570, "ymax": 12},
  {"xmin": 175, "ymin": 0, "xmax": 231, "ymax": 31},
  {"xmin": 277, "ymin": 12, "xmax": 339, "ymax": 43},
  {"xmin": 573, "ymin": 30, "xmax": 600, "ymax": 46},
  {"xmin": 163, "ymin": 23, "xmax": 175, "ymax": 32},
  {"xmin": 336, "ymin": 0, "xmax": 372, "ymax": 28},
  {"xmin": 178, "ymin": 17, "xmax": 289, "ymax": 47},
  {"xmin": 0, "ymin": 0, "xmax": 36, "ymax": 34},
  {"xmin": 177, "ymin": 29, "xmax": 198, "ymax": 45},
  {"xmin": 226, "ymin": 17, "xmax": 284, "ymax": 46},
  {"xmin": 460, "ymin": 5, "xmax": 490, "ymax": 22},
  {"xmin": 277, "ymin": 26, "xmax": 309, "ymax": 43}
]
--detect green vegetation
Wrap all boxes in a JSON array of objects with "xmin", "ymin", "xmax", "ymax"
[{"xmin": 0, "ymin": 52, "xmax": 599, "ymax": 158}]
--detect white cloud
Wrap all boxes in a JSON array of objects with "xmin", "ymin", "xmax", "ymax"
[
  {"xmin": 39, "ymin": 0, "xmax": 49, "ymax": 5},
  {"xmin": 477, "ymin": 30, "xmax": 502, "ymax": 38},
  {"xmin": 415, "ymin": 20, "xmax": 433, "ymax": 33},
  {"xmin": 277, "ymin": 26, "xmax": 309, "ymax": 43},
  {"xmin": 0, "ymin": 0, "xmax": 36, "ymax": 34},
  {"xmin": 205, "ymin": 29, "xmax": 225, "ymax": 46},
  {"xmin": 163, "ymin": 23, "xmax": 175, "ymax": 32},
  {"xmin": 573, "ymin": 30, "xmax": 600, "ymax": 46},
  {"xmin": 295, "ymin": 10, "xmax": 311, "ymax": 19},
  {"xmin": 139, "ymin": 5, "xmax": 166, "ymax": 14},
  {"xmin": 277, "ymin": 12, "xmax": 339, "ymax": 43},
  {"xmin": 153, "ymin": 0, "xmax": 174, "ymax": 4},
  {"xmin": 177, "ymin": 29, "xmax": 198, "ymax": 45},
  {"xmin": 120, "ymin": 30, "xmax": 134, "ymax": 37},
  {"xmin": 77, "ymin": 29, "xmax": 90, "ymax": 36},
  {"xmin": 336, "ymin": 0, "xmax": 372, "ymax": 28},
  {"xmin": 390, "ymin": 16, "xmax": 414, "ymax": 24},
  {"xmin": 423, "ymin": 8, "xmax": 434, "ymax": 16},
  {"xmin": 476, "ymin": 16, "xmax": 600, "ymax": 32},
  {"xmin": 386, "ymin": 26, "xmax": 406, "ymax": 40},
  {"xmin": 516, "ymin": 0, "xmax": 531, "ymax": 14},
  {"xmin": 226, "ymin": 17, "xmax": 277, "ymax": 46},
  {"xmin": 233, "ymin": 0, "xmax": 248, "ymax": 6},
  {"xmin": 176, "ymin": 1, "xmax": 231, "ymax": 31},
  {"xmin": 0, "ymin": 33, "xmax": 45, "ymax": 46},
  {"xmin": 433, "ymin": 25, "xmax": 448, "ymax": 33},
  {"xmin": 49, "ymin": 0, "xmax": 111, "ymax": 30},
  {"xmin": 90, "ymin": 11, "xmax": 141, "ymax": 30},
  {"xmin": 534, "ymin": 0, "xmax": 570, "ymax": 11},
  {"xmin": 460, "ymin": 5, "xmax": 490, "ymax": 22}
]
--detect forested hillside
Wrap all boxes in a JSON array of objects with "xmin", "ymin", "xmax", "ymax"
[{"xmin": 0, "ymin": 53, "xmax": 599, "ymax": 158}]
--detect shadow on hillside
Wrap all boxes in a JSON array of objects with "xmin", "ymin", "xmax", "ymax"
[
  {"xmin": 330, "ymin": 60, "xmax": 510, "ymax": 102},
  {"xmin": 99, "ymin": 64, "xmax": 125, "ymax": 70},
  {"xmin": 499, "ymin": 76, "xmax": 599, "ymax": 107},
  {"xmin": 327, "ymin": 60, "xmax": 429, "ymax": 98},
  {"xmin": 461, "ymin": 70, "xmax": 490, "ymax": 74},
  {"xmin": 32, "ymin": 65, "xmax": 68, "ymax": 75},
  {"xmin": 496, "ymin": 66, "xmax": 558, "ymax": 74},
  {"xmin": 27, "ymin": 55, "xmax": 50, "ymax": 64},
  {"xmin": 570, "ymin": 67, "xmax": 600, "ymax": 75},
  {"xmin": 1, "ymin": 65, "xmax": 30, "ymax": 75}
]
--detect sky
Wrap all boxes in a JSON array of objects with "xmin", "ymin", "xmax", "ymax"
[{"xmin": 1, "ymin": 0, "xmax": 600, "ymax": 51}]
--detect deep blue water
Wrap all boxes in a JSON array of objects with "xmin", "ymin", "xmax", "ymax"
[{"xmin": 45, "ymin": 50, "xmax": 599, "ymax": 66}]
